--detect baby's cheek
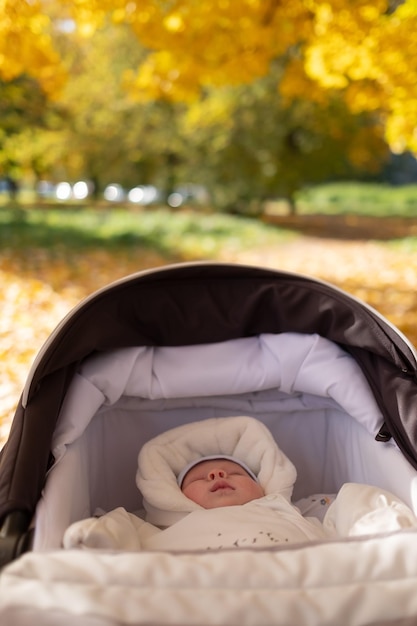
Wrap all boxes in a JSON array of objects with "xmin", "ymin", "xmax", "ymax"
[
  {"xmin": 251, "ymin": 483, "xmax": 265, "ymax": 500},
  {"xmin": 182, "ymin": 484, "xmax": 204, "ymax": 505}
]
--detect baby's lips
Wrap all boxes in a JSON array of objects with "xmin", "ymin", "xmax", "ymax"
[{"xmin": 210, "ymin": 480, "xmax": 235, "ymax": 492}]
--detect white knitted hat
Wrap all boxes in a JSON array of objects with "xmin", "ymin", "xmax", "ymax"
[{"xmin": 176, "ymin": 454, "xmax": 258, "ymax": 487}]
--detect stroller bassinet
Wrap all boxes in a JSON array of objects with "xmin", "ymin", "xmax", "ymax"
[{"xmin": 1, "ymin": 261, "xmax": 417, "ymax": 625}]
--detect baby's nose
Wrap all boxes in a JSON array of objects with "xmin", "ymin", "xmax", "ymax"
[{"xmin": 208, "ymin": 468, "xmax": 226, "ymax": 480}]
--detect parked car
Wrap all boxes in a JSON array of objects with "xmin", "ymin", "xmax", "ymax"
[
  {"xmin": 36, "ymin": 180, "xmax": 56, "ymax": 199},
  {"xmin": 167, "ymin": 184, "xmax": 209, "ymax": 208},
  {"xmin": 127, "ymin": 185, "xmax": 161, "ymax": 206},
  {"xmin": 55, "ymin": 182, "xmax": 72, "ymax": 201},
  {"xmin": 37, "ymin": 180, "xmax": 93, "ymax": 201},
  {"xmin": 103, "ymin": 184, "xmax": 126, "ymax": 202},
  {"xmin": 72, "ymin": 180, "xmax": 91, "ymax": 200},
  {"xmin": 0, "ymin": 176, "xmax": 19, "ymax": 199}
]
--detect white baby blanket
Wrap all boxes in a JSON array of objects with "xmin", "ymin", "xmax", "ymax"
[{"xmin": 63, "ymin": 482, "xmax": 417, "ymax": 552}]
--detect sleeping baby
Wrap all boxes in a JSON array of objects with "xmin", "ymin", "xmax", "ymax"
[{"xmin": 63, "ymin": 416, "xmax": 417, "ymax": 551}]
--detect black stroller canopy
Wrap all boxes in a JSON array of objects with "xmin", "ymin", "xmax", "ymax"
[{"xmin": 1, "ymin": 262, "xmax": 417, "ymax": 565}]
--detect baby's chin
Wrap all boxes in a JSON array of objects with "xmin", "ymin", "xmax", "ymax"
[{"xmin": 202, "ymin": 492, "xmax": 260, "ymax": 508}]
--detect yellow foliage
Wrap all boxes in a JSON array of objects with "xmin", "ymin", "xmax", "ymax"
[
  {"xmin": 118, "ymin": 0, "xmax": 417, "ymax": 153},
  {"xmin": 0, "ymin": 0, "xmax": 66, "ymax": 95},
  {"xmin": 184, "ymin": 92, "xmax": 235, "ymax": 131},
  {"xmin": 344, "ymin": 81, "xmax": 386, "ymax": 113},
  {"xmin": 0, "ymin": 247, "xmax": 168, "ymax": 445},
  {"xmin": 1, "ymin": 0, "xmax": 417, "ymax": 150},
  {"xmin": 120, "ymin": 0, "xmax": 314, "ymax": 98},
  {"xmin": 386, "ymin": 100, "xmax": 417, "ymax": 154},
  {"xmin": 0, "ymin": 266, "xmax": 77, "ymax": 444},
  {"xmin": 303, "ymin": 0, "xmax": 417, "ymax": 151},
  {"xmin": 280, "ymin": 57, "xmax": 329, "ymax": 105}
]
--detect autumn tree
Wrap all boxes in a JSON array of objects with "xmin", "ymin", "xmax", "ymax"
[
  {"xmin": 31, "ymin": 20, "xmax": 189, "ymax": 195},
  {"xmin": 1, "ymin": 0, "xmax": 415, "ymax": 210},
  {"xmin": 178, "ymin": 73, "xmax": 389, "ymax": 213},
  {"xmin": 71, "ymin": 0, "xmax": 417, "ymax": 155},
  {"xmin": 0, "ymin": 76, "xmax": 65, "ymax": 186},
  {"xmin": 0, "ymin": 0, "xmax": 66, "ymax": 95},
  {"xmin": 1, "ymin": 0, "xmax": 416, "ymax": 155},
  {"xmin": 47, "ymin": 22, "xmax": 147, "ymax": 192}
]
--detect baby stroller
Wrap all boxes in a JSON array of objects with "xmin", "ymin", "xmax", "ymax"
[{"xmin": 1, "ymin": 261, "xmax": 417, "ymax": 625}]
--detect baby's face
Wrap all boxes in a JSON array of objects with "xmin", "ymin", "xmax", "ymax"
[{"xmin": 181, "ymin": 459, "xmax": 264, "ymax": 509}]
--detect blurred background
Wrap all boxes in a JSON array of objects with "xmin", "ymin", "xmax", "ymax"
[{"xmin": 1, "ymin": 0, "xmax": 417, "ymax": 443}]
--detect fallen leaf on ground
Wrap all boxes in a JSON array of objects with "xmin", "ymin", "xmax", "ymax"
[{"xmin": 1, "ymin": 238, "xmax": 417, "ymax": 446}]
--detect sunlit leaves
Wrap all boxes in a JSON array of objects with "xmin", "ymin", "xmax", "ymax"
[
  {"xmin": 302, "ymin": 0, "xmax": 417, "ymax": 152},
  {"xmin": 0, "ymin": 245, "xmax": 169, "ymax": 445},
  {"xmin": 0, "ymin": 0, "xmax": 66, "ymax": 95},
  {"xmin": 1, "ymin": 0, "xmax": 416, "ymax": 151},
  {"xmin": 120, "ymin": 0, "xmax": 417, "ymax": 153},
  {"xmin": 0, "ymin": 261, "xmax": 78, "ymax": 443},
  {"xmin": 121, "ymin": 0, "xmax": 314, "ymax": 101}
]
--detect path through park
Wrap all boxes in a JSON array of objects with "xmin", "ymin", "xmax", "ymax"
[{"xmin": 230, "ymin": 236, "xmax": 417, "ymax": 344}]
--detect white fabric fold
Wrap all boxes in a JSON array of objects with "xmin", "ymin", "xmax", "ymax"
[
  {"xmin": 5, "ymin": 531, "xmax": 417, "ymax": 626},
  {"xmin": 54, "ymin": 333, "xmax": 383, "ymax": 454}
]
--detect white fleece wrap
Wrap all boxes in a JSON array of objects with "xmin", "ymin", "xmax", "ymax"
[{"xmin": 136, "ymin": 416, "xmax": 297, "ymax": 527}]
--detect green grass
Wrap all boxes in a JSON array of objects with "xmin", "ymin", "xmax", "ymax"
[
  {"xmin": 0, "ymin": 206, "xmax": 295, "ymax": 259},
  {"xmin": 3, "ymin": 182, "xmax": 417, "ymax": 257},
  {"xmin": 297, "ymin": 182, "xmax": 417, "ymax": 217},
  {"xmin": 388, "ymin": 235, "xmax": 417, "ymax": 253}
]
